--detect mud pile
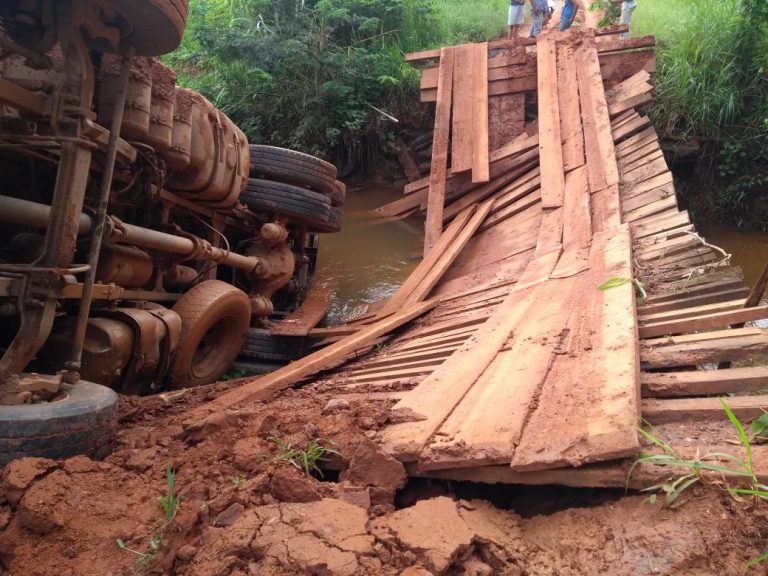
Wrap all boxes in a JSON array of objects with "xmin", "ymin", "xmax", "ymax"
[{"xmin": 0, "ymin": 380, "xmax": 764, "ymax": 576}]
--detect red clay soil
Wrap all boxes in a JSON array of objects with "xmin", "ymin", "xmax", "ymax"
[{"xmin": 0, "ymin": 379, "xmax": 766, "ymax": 576}]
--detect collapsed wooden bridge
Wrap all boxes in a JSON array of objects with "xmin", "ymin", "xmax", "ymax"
[{"xmin": 193, "ymin": 28, "xmax": 768, "ymax": 487}]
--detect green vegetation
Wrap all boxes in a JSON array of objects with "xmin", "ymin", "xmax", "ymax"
[
  {"xmin": 116, "ymin": 464, "xmax": 180, "ymax": 572},
  {"xmin": 166, "ymin": 0, "xmax": 506, "ymax": 167},
  {"xmin": 158, "ymin": 464, "xmax": 179, "ymax": 520},
  {"xmin": 630, "ymin": 401, "xmax": 768, "ymax": 571},
  {"xmin": 267, "ymin": 434, "xmax": 341, "ymax": 477},
  {"xmin": 632, "ymin": 0, "xmax": 768, "ymax": 227}
]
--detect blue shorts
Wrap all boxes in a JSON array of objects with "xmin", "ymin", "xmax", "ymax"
[{"xmin": 560, "ymin": 2, "xmax": 577, "ymax": 30}]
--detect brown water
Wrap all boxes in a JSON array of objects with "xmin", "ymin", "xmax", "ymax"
[
  {"xmin": 317, "ymin": 184, "xmax": 424, "ymax": 324},
  {"xmin": 699, "ymin": 225, "xmax": 768, "ymax": 289}
]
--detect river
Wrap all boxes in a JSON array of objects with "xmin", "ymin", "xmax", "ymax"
[{"xmin": 316, "ymin": 184, "xmax": 424, "ymax": 325}]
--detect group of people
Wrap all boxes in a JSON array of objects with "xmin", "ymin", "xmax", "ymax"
[{"xmin": 507, "ymin": 0, "xmax": 637, "ymax": 40}]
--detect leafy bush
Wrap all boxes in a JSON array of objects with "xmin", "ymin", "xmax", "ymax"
[{"xmin": 165, "ymin": 0, "xmax": 506, "ymax": 169}]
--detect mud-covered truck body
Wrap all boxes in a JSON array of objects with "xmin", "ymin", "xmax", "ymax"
[{"xmin": 0, "ymin": 0, "xmax": 344, "ymax": 462}]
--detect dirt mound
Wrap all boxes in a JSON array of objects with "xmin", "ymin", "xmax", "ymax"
[{"xmin": 0, "ymin": 380, "xmax": 765, "ymax": 575}]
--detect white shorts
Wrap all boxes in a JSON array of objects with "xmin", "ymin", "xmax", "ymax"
[{"xmin": 508, "ymin": 5, "xmax": 525, "ymax": 26}]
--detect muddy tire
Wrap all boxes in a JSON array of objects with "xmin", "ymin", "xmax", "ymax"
[
  {"xmin": 241, "ymin": 179, "xmax": 331, "ymax": 229},
  {"xmin": 169, "ymin": 280, "xmax": 251, "ymax": 388},
  {"xmin": 329, "ymin": 181, "xmax": 346, "ymax": 207},
  {"xmin": 0, "ymin": 382, "xmax": 117, "ymax": 466},
  {"xmin": 240, "ymin": 328, "xmax": 306, "ymax": 362},
  {"xmin": 249, "ymin": 146, "xmax": 337, "ymax": 196},
  {"xmin": 313, "ymin": 207, "xmax": 344, "ymax": 234},
  {"xmin": 110, "ymin": 0, "xmax": 189, "ymax": 56}
]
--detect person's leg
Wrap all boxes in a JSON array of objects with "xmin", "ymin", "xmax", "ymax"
[
  {"xmin": 620, "ymin": 1, "xmax": 636, "ymax": 37},
  {"xmin": 559, "ymin": 2, "xmax": 575, "ymax": 31},
  {"xmin": 531, "ymin": 11, "xmax": 543, "ymax": 37}
]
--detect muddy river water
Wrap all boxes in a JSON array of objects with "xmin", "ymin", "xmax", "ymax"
[{"xmin": 317, "ymin": 184, "xmax": 424, "ymax": 324}]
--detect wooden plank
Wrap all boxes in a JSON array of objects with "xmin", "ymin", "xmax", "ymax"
[
  {"xmin": 472, "ymin": 42, "xmax": 490, "ymax": 184},
  {"xmin": 422, "ymin": 73, "xmax": 537, "ymax": 102},
  {"xmin": 511, "ymin": 227, "xmax": 640, "ymax": 471},
  {"xmin": 537, "ymin": 35, "xmax": 565, "ymax": 208},
  {"xmin": 423, "ymin": 46, "xmax": 455, "ymax": 257},
  {"xmin": 605, "ymin": 70, "xmax": 652, "ymax": 105},
  {"xmin": 642, "ymin": 366, "xmax": 768, "ymax": 398},
  {"xmin": 270, "ymin": 273, "xmax": 334, "ymax": 336},
  {"xmin": 623, "ymin": 195, "xmax": 678, "ymax": 223},
  {"xmin": 557, "ymin": 42, "xmax": 585, "ymax": 172},
  {"xmin": 450, "ymin": 44, "xmax": 475, "ymax": 173},
  {"xmin": 643, "ymin": 327, "xmax": 764, "ymax": 347},
  {"xmin": 381, "ymin": 247, "xmax": 562, "ymax": 461},
  {"xmin": 639, "ymin": 305, "xmax": 768, "ymax": 338},
  {"xmin": 185, "ymin": 300, "xmax": 438, "ymax": 419},
  {"xmin": 576, "ymin": 36, "xmax": 619, "ymax": 191},
  {"xmin": 639, "ymin": 299, "xmax": 747, "ymax": 324},
  {"xmin": 643, "ymin": 395, "xmax": 768, "ymax": 424},
  {"xmin": 418, "ymin": 267, "xmax": 578, "ymax": 469},
  {"xmin": 378, "ymin": 205, "xmax": 475, "ymax": 318},
  {"xmin": 640, "ymin": 333, "xmax": 768, "ymax": 368},
  {"xmin": 621, "ymin": 184, "xmax": 675, "ymax": 213},
  {"xmin": 630, "ymin": 211, "xmax": 690, "ymax": 239},
  {"xmin": 612, "ymin": 114, "xmax": 652, "ymax": 143},
  {"xmin": 551, "ymin": 166, "xmax": 591, "ymax": 279},
  {"xmin": 745, "ymin": 261, "xmax": 768, "ymax": 307},
  {"xmin": 638, "ymin": 287, "xmax": 750, "ymax": 314},
  {"xmin": 395, "ymin": 137, "xmax": 422, "ymax": 182}
]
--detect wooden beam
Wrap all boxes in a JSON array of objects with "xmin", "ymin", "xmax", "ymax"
[
  {"xmin": 423, "ymin": 46, "xmax": 455, "ymax": 257},
  {"xmin": 184, "ymin": 300, "xmax": 438, "ymax": 419},
  {"xmin": 471, "ymin": 42, "xmax": 490, "ymax": 184},
  {"xmin": 639, "ymin": 305, "xmax": 768, "ymax": 338},
  {"xmin": 640, "ymin": 333, "xmax": 768, "ymax": 368},
  {"xmin": 450, "ymin": 44, "xmax": 475, "ymax": 173},
  {"xmin": 643, "ymin": 395, "xmax": 768, "ymax": 424},
  {"xmin": 641, "ymin": 366, "xmax": 768, "ymax": 398},
  {"xmin": 537, "ymin": 35, "xmax": 565, "ymax": 208}
]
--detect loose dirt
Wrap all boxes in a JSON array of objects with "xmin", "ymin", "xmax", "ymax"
[{"xmin": 0, "ymin": 379, "xmax": 765, "ymax": 576}]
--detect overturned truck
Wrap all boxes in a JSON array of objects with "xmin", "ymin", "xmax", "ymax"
[{"xmin": 0, "ymin": 0, "xmax": 344, "ymax": 462}]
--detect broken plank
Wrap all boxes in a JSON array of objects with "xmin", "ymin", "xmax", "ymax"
[
  {"xmin": 551, "ymin": 165, "xmax": 591, "ymax": 279},
  {"xmin": 270, "ymin": 273, "xmax": 335, "ymax": 336},
  {"xmin": 424, "ymin": 46, "xmax": 455, "ymax": 257},
  {"xmin": 641, "ymin": 366, "xmax": 768, "ymax": 398},
  {"xmin": 637, "ymin": 286, "xmax": 750, "ymax": 314},
  {"xmin": 186, "ymin": 300, "xmax": 438, "ymax": 418},
  {"xmin": 537, "ymin": 35, "xmax": 566, "ymax": 208},
  {"xmin": 472, "ymin": 42, "xmax": 490, "ymax": 184}
]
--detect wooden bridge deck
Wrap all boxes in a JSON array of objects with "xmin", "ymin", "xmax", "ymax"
[{"xmin": 197, "ymin": 29, "xmax": 768, "ymax": 487}]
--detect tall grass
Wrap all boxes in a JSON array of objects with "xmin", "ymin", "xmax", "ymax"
[{"xmin": 430, "ymin": 0, "xmax": 508, "ymax": 46}]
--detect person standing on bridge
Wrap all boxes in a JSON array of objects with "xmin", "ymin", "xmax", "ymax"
[
  {"xmin": 508, "ymin": 0, "xmax": 526, "ymax": 40},
  {"xmin": 620, "ymin": 0, "xmax": 637, "ymax": 37},
  {"xmin": 559, "ymin": 0, "xmax": 584, "ymax": 31},
  {"xmin": 530, "ymin": 0, "xmax": 549, "ymax": 37}
]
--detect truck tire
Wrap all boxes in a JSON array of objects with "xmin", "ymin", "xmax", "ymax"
[
  {"xmin": 0, "ymin": 382, "xmax": 118, "ymax": 466},
  {"xmin": 111, "ymin": 0, "xmax": 189, "ymax": 56},
  {"xmin": 249, "ymin": 146, "xmax": 337, "ymax": 197},
  {"xmin": 329, "ymin": 181, "xmax": 346, "ymax": 207},
  {"xmin": 313, "ymin": 207, "xmax": 344, "ymax": 233},
  {"xmin": 249, "ymin": 145, "xmax": 336, "ymax": 179},
  {"xmin": 240, "ymin": 328, "xmax": 306, "ymax": 362},
  {"xmin": 241, "ymin": 179, "xmax": 331, "ymax": 229},
  {"xmin": 169, "ymin": 280, "xmax": 251, "ymax": 388}
]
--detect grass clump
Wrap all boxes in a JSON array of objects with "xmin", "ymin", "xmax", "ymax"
[
  {"xmin": 630, "ymin": 401, "xmax": 768, "ymax": 571},
  {"xmin": 116, "ymin": 464, "xmax": 180, "ymax": 573},
  {"xmin": 268, "ymin": 434, "xmax": 341, "ymax": 477}
]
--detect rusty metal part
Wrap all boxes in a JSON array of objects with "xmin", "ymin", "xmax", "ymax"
[
  {"xmin": 0, "ymin": 15, "xmax": 95, "ymax": 393},
  {"xmin": 0, "ymin": 195, "xmax": 92, "ymax": 233},
  {"xmin": 249, "ymin": 294, "xmax": 274, "ymax": 318},
  {"xmin": 0, "ymin": 372, "xmax": 63, "ymax": 405},
  {"xmin": 260, "ymin": 222, "xmax": 289, "ymax": 246},
  {"xmin": 165, "ymin": 264, "xmax": 197, "ymax": 287},
  {"xmin": 69, "ymin": 53, "xmax": 132, "ymax": 377},
  {"xmin": 245, "ymin": 237, "xmax": 296, "ymax": 303},
  {"xmin": 95, "ymin": 244, "xmax": 153, "ymax": 288}
]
